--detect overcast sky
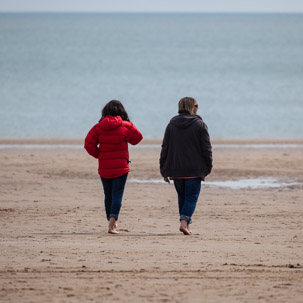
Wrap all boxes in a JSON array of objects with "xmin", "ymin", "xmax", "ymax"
[
  {"xmin": 1, "ymin": 0, "xmax": 303, "ymax": 13},
  {"xmin": 0, "ymin": 0, "xmax": 303, "ymax": 12}
]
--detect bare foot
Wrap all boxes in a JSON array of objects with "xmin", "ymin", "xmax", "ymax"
[
  {"xmin": 180, "ymin": 220, "xmax": 191, "ymax": 235},
  {"xmin": 108, "ymin": 228, "xmax": 119, "ymax": 234},
  {"xmin": 108, "ymin": 217, "xmax": 119, "ymax": 234},
  {"xmin": 179, "ymin": 226, "xmax": 191, "ymax": 235},
  {"xmin": 187, "ymin": 223, "xmax": 192, "ymax": 234}
]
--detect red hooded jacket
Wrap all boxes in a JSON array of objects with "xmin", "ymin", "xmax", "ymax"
[{"xmin": 84, "ymin": 115, "xmax": 143, "ymax": 178}]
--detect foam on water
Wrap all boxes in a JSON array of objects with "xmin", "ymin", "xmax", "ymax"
[
  {"xmin": 129, "ymin": 177, "xmax": 299, "ymax": 189},
  {"xmin": 206, "ymin": 178, "xmax": 298, "ymax": 189},
  {"xmin": 0, "ymin": 144, "xmax": 83, "ymax": 149},
  {"xmin": 1, "ymin": 143, "xmax": 303, "ymax": 149}
]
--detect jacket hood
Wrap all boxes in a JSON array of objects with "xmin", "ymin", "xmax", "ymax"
[
  {"xmin": 170, "ymin": 113, "xmax": 202, "ymax": 129},
  {"xmin": 99, "ymin": 115, "xmax": 123, "ymax": 130}
]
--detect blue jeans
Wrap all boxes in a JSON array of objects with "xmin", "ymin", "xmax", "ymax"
[
  {"xmin": 173, "ymin": 178, "xmax": 201, "ymax": 224},
  {"xmin": 100, "ymin": 173, "xmax": 128, "ymax": 221}
]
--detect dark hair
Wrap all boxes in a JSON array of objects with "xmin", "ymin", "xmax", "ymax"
[{"xmin": 101, "ymin": 100, "xmax": 130, "ymax": 121}]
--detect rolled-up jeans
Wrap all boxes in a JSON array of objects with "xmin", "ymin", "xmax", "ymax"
[
  {"xmin": 173, "ymin": 178, "xmax": 201, "ymax": 224},
  {"xmin": 100, "ymin": 173, "xmax": 128, "ymax": 221}
]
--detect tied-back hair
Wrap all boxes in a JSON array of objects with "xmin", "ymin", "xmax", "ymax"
[
  {"xmin": 178, "ymin": 97, "xmax": 197, "ymax": 114},
  {"xmin": 101, "ymin": 100, "xmax": 130, "ymax": 121}
]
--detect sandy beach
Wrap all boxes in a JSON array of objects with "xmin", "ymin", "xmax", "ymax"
[{"xmin": 0, "ymin": 139, "xmax": 303, "ymax": 303}]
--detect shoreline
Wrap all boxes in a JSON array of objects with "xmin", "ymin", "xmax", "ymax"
[{"xmin": 1, "ymin": 138, "xmax": 303, "ymax": 145}]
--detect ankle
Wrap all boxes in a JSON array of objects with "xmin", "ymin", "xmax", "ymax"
[{"xmin": 180, "ymin": 219, "xmax": 188, "ymax": 227}]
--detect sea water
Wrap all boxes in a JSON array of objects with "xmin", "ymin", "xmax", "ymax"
[{"xmin": 0, "ymin": 13, "xmax": 303, "ymax": 139}]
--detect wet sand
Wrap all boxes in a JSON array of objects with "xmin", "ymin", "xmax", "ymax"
[{"xmin": 0, "ymin": 139, "xmax": 303, "ymax": 302}]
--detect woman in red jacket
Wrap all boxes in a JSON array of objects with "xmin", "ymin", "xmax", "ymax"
[{"xmin": 84, "ymin": 100, "xmax": 143, "ymax": 234}]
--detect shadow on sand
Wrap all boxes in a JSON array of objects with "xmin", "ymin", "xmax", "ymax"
[{"xmin": 30, "ymin": 232, "xmax": 180, "ymax": 237}]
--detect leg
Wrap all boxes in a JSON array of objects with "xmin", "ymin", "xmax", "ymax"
[
  {"xmin": 173, "ymin": 179, "xmax": 185, "ymax": 217},
  {"xmin": 100, "ymin": 177, "xmax": 112, "ymax": 221},
  {"xmin": 180, "ymin": 178, "xmax": 201, "ymax": 233},
  {"xmin": 174, "ymin": 179, "xmax": 192, "ymax": 235},
  {"xmin": 110, "ymin": 173, "xmax": 128, "ymax": 221},
  {"xmin": 108, "ymin": 173, "xmax": 128, "ymax": 233}
]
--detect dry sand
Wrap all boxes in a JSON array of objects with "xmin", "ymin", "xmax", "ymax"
[{"xmin": 0, "ymin": 139, "xmax": 303, "ymax": 303}]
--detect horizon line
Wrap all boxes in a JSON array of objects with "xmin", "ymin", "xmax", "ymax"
[{"xmin": 1, "ymin": 11, "xmax": 303, "ymax": 14}]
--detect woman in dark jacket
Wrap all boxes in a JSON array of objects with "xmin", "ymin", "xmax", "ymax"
[
  {"xmin": 85, "ymin": 100, "xmax": 143, "ymax": 234},
  {"xmin": 160, "ymin": 97, "xmax": 212, "ymax": 235}
]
